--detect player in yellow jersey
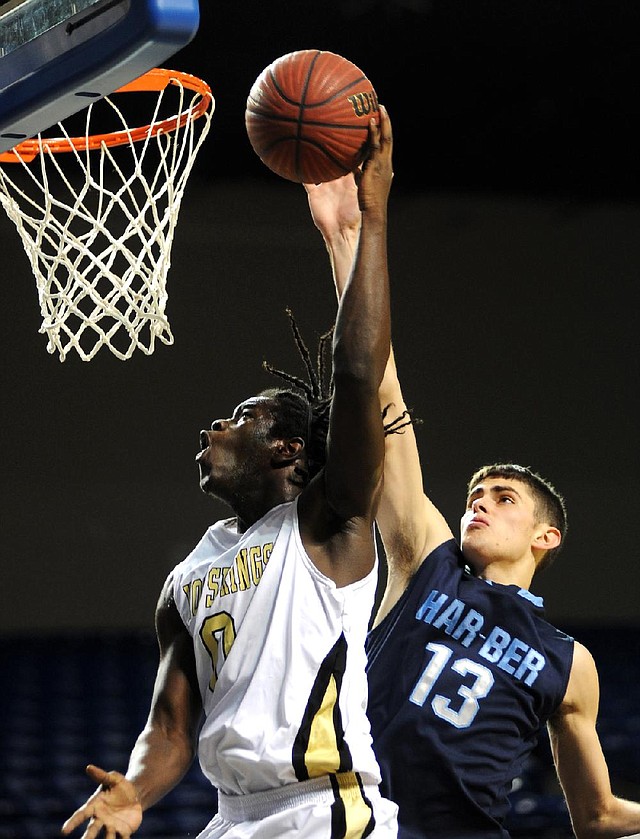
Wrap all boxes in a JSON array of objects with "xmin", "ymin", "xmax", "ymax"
[{"xmin": 61, "ymin": 108, "xmax": 398, "ymax": 839}]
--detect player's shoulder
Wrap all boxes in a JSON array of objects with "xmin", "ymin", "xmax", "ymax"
[
  {"xmin": 557, "ymin": 639, "xmax": 599, "ymax": 716},
  {"xmin": 570, "ymin": 639, "xmax": 598, "ymax": 676}
]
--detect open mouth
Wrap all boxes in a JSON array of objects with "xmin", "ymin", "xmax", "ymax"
[{"xmin": 196, "ymin": 430, "xmax": 211, "ymax": 463}]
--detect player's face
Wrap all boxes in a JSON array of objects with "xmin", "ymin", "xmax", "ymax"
[
  {"xmin": 460, "ymin": 478, "xmax": 539, "ymax": 569},
  {"xmin": 196, "ymin": 396, "xmax": 277, "ymax": 499}
]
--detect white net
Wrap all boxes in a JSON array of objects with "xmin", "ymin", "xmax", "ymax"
[{"xmin": 0, "ymin": 71, "xmax": 214, "ymax": 361}]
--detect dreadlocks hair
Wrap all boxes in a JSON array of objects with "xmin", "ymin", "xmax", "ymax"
[
  {"xmin": 262, "ymin": 310, "xmax": 422, "ymax": 487},
  {"xmin": 382, "ymin": 403, "xmax": 423, "ymax": 435},
  {"xmin": 261, "ymin": 309, "xmax": 333, "ymax": 487}
]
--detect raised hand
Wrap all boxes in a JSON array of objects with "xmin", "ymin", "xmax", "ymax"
[
  {"xmin": 356, "ymin": 105, "xmax": 394, "ymax": 217},
  {"xmin": 304, "ymin": 173, "xmax": 361, "ymax": 241}
]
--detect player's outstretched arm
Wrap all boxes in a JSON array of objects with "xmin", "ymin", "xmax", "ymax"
[
  {"xmin": 299, "ymin": 107, "xmax": 392, "ymax": 587},
  {"xmin": 305, "ymin": 147, "xmax": 452, "ymax": 622},
  {"xmin": 304, "ymin": 173, "xmax": 361, "ymax": 298},
  {"xmin": 374, "ymin": 351, "xmax": 452, "ymax": 623},
  {"xmin": 549, "ymin": 642, "xmax": 640, "ymax": 838},
  {"xmin": 61, "ymin": 578, "xmax": 202, "ymax": 838}
]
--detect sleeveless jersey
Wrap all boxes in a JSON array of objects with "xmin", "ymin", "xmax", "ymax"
[
  {"xmin": 171, "ymin": 498, "xmax": 384, "ymax": 798},
  {"xmin": 366, "ymin": 539, "xmax": 574, "ymax": 839}
]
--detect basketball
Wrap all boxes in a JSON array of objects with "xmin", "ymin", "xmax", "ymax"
[{"xmin": 245, "ymin": 50, "xmax": 379, "ymax": 184}]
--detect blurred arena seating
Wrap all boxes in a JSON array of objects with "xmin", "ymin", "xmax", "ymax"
[{"xmin": 1, "ymin": 626, "xmax": 638, "ymax": 838}]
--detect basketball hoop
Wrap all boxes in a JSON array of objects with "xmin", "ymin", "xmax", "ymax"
[{"xmin": 0, "ymin": 68, "xmax": 214, "ymax": 361}]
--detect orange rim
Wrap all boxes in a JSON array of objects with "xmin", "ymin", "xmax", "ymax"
[{"xmin": 0, "ymin": 68, "xmax": 213, "ymax": 163}]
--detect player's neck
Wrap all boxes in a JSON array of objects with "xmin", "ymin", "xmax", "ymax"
[
  {"xmin": 475, "ymin": 556, "xmax": 535, "ymax": 590},
  {"xmin": 232, "ymin": 482, "xmax": 300, "ymax": 533}
]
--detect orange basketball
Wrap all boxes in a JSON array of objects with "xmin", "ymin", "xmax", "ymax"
[{"xmin": 245, "ymin": 50, "xmax": 379, "ymax": 183}]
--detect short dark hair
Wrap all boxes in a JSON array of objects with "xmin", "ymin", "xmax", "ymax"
[{"xmin": 467, "ymin": 463, "xmax": 568, "ymax": 572}]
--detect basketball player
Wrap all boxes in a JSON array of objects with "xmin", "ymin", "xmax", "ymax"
[
  {"xmin": 305, "ymin": 173, "xmax": 640, "ymax": 838},
  {"xmin": 61, "ymin": 107, "xmax": 398, "ymax": 839}
]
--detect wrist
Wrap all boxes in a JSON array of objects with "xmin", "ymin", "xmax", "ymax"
[{"xmin": 323, "ymin": 226, "xmax": 359, "ymax": 254}]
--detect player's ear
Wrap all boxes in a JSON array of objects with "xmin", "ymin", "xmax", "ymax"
[
  {"xmin": 532, "ymin": 525, "xmax": 561, "ymax": 552},
  {"xmin": 272, "ymin": 437, "xmax": 305, "ymax": 466}
]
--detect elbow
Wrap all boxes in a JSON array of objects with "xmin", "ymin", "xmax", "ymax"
[
  {"xmin": 332, "ymin": 345, "xmax": 387, "ymax": 390},
  {"xmin": 332, "ymin": 330, "xmax": 389, "ymax": 389},
  {"xmin": 332, "ymin": 366, "xmax": 381, "ymax": 398},
  {"xmin": 570, "ymin": 801, "xmax": 625, "ymax": 839}
]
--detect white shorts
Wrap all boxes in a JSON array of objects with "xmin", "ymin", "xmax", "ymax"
[{"xmin": 197, "ymin": 774, "xmax": 398, "ymax": 838}]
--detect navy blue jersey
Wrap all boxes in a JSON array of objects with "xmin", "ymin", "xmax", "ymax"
[{"xmin": 366, "ymin": 539, "xmax": 574, "ymax": 839}]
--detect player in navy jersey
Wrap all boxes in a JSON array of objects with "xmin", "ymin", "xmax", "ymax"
[{"xmin": 305, "ymin": 174, "xmax": 640, "ymax": 838}]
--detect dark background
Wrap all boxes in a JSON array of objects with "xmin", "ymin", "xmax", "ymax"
[{"xmin": 1, "ymin": 0, "xmax": 639, "ymax": 635}]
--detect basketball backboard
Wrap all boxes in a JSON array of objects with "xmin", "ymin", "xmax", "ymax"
[{"xmin": 0, "ymin": 0, "xmax": 201, "ymax": 154}]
